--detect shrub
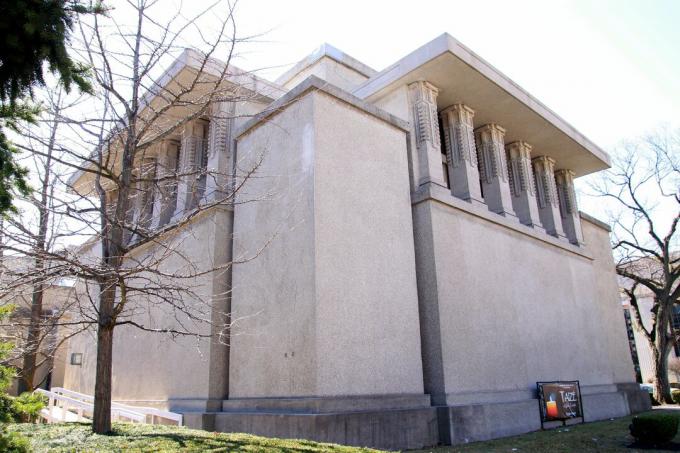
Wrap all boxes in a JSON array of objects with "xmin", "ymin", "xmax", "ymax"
[
  {"xmin": 630, "ymin": 413, "xmax": 680, "ymax": 445},
  {"xmin": 0, "ymin": 427, "xmax": 30, "ymax": 453},
  {"xmin": 12, "ymin": 391, "xmax": 46, "ymax": 423},
  {"xmin": 0, "ymin": 393, "xmax": 17, "ymax": 423},
  {"xmin": 673, "ymin": 389, "xmax": 680, "ymax": 405}
]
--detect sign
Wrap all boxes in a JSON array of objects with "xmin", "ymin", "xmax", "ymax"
[{"xmin": 537, "ymin": 381, "xmax": 584, "ymax": 427}]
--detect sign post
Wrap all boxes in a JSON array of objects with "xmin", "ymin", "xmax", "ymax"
[{"xmin": 536, "ymin": 381, "xmax": 584, "ymax": 429}]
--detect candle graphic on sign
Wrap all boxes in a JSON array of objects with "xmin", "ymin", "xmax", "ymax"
[{"xmin": 546, "ymin": 394, "xmax": 558, "ymax": 418}]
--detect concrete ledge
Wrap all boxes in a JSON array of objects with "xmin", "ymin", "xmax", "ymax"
[
  {"xmin": 212, "ymin": 407, "xmax": 439, "ymax": 450},
  {"xmin": 580, "ymin": 211, "xmax": 612, "ymax": 232},
  {"xmin": 437, "ymin": 384, "xmax": 645, "ymax": 445},
  {"xmin": 222, "ymin": 394, "xmax": 431, "ymax": 414},
  {"xmin": 168, "ymin": 398, "xmax": 223, "ymax": 412},
  {"xmin": 183, "ymin": 412, "xmax": 216, "ymax": 431},
  {"xmin": 414, "ymin": 182, "xmax": 593, "ymax": 260},
  {"xmin": 438, "ymin": 399, "xmax": 540, "ymax": 445},
  {"xmin": 581, "ymin": 391, "xmax": 628, "ymax": 421},
  {"xmin": 235, "ymin": 75, "xmax": 410, "ymax": 139},
  {"xmin": 617, "ymin": 383, "xmax": 652, "ymax": 414},
  {"xmin": 275, "ymin": 43, "xmax": 377, "ymax": 87}
]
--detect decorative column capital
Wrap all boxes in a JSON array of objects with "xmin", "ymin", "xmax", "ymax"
[
  {"xmin": 441, "ymin": 103, "xmax": 475, "ymax": 120},
  {"xmin": 204, "ymin": 101, "xmax": 235, "ymax": 204},
  {"xmin": 532, "ymin": 155, "xmax": 565, "ymax": 238},
  {"xmin": 408, "ymin": 81, "xmax": 441, "ymax": 151},
  {"xmin": 474, "ymin": 123, "xmax": 515, "ymax": 218},
  {"xmin": 440, "ymin": 104, "xmax": 483, "ymax": 204},
  {"xmin": 506, "ymin": 141, "xmax": 542, "ymax": 229},
  {"xmin": 408, "ymin": 80, "xmax": 445, "ymax": 187},
  {"xmin": 506, "ymin": 141, "xmax": 534, "ymax": 196},
  {"xmin": 555, "ymin": 168, "xmax": 583, "ymax": 245},
  {"xmin": 531, "ymin": 156, "xmax": 558, "ymax": 208}
]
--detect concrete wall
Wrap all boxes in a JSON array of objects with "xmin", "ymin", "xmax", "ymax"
[
  {"xmin": 283, "ymin": 56, "xmax": 370, "ymax": 92},
  {"xmin": 230, "ymin": 88, "xmax": 424, "ymax": 398},
  {"xmin": 62, "ymin": 208, "xmax": 232, "ymax": 409},
  {"xmin": 413, "ymin": 196, "xmax": 636, "ymax": 406}
]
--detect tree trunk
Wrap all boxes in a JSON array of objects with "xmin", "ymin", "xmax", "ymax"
[
  {"xmin": 92, "ymin": 283, "xmax": 116, "ymax": 434},
  {"xmin": 18, "ymin": 285, "xmax": 44, "ymax": 393},
  {"xmin": 651, "ymin": 300, "xmax": 674, "ymax": 404},
  {"xmin": 19, "ymin": 97, "xmax": 58, "ymax": 394},
  {"xmin": 653, "ymin": 339, "xmax": 673, "ymax": 404}
]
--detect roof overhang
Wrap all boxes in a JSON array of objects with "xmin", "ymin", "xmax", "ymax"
[
  {"xmin": 68, "ymin": 49, "xmax": 287, "ymax": 195},
  {"xmin": 354, "ymin": 33, "xmax": 610, "ymax": 177}
]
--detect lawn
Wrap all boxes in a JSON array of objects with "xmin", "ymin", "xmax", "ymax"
[
  {"xmin": 414, "ymin": 408, "xmax": 680, "ymax": 453},
  {"xmin": 7, "ymin": 409, "xmax": 679, "ymax": 452},
  {"xmin": 7, "ymin": 422, "xmax": 383, "ymax": 453}
]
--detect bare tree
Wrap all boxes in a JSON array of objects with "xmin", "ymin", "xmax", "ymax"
[
  {"xmin": 0, "ymin": 88, "xmax": 88, "ymax": 394},
  {"xmin": 590, "ymin": 127, "xmax": 679, "ymax": 403},
  {"xmin": 2, "ymin": 0, "xmax": 274, "ymax": 434}
]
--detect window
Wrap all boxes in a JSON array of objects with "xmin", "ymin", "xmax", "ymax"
[
  {"xmin": 70, "ymin": 353, "xmax": 83, "ymax": 366},
  {"xmin": 673, "ymin": 306, "xmax": 680, "ymax": 357}
]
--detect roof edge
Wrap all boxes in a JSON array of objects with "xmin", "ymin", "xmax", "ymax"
[
  {"xmin": 236, "ymin": 75, "xmax": 410, "ymax": 139},
  {"xmin": 354, "ymin": 33, "xmax": 611, "ymax": 171},
  {"xmin": 579, "ymin": 211, "xmax": 612, "ymax": 232},
  {"xmin": 275, "ymin": 43, "xmax": 378, "ymax": 87}
]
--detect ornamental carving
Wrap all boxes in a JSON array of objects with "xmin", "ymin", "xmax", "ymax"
[
  {"xmin": 476, "ymin": 125, "xmax": 507, "ymax": 184},
  {"xmin": 410, "ymin": 82, "xmax": 440, "ymax": 151}
]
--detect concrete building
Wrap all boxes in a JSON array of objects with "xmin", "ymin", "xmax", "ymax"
[
  {"xmin": 63, "ymin": 34, "xmax": 649, "ymax": 449},
  {"xmin": 0, "ymin": 256, "xmax": 74, "ymax": 395},
  {"xmin": 620, "ymin": 264, "xmax": 680, "ymax": 386}
]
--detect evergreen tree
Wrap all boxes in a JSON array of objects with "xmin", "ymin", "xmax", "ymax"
[{"xmin": 0, "ymin": 0, "xmax": 99, "ymax": 214}]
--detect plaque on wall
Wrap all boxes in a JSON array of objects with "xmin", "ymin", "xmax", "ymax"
[{"xmin": 537, "ymin": 381, "xmax": 584, "ymax": 428}]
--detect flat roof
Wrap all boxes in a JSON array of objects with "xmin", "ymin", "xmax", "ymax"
[
  {"xmin": 275, "ymin": 43, "xmax": 378, "ymax": 87},
  {"xmin": 354, "ymin": 33, "xmax": 610, "ymax": 177}
]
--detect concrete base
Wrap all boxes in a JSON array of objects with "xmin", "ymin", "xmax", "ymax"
[
  {"xmin": 180, "ymin": 385, "xmax": 650, "ymax": 450},
  {"xmin": 184, "ymin": 395, "xmax": 439, "ymax": 450},
  {"xmin": 437, "ymin": 399, "xmax": 540, "ymax": 445},
  {"xmin": 213, "ymin": 407, "xmax": 439, "ymax": 450},
  {"xmin": 617, "ymin": 383, "xmax": 653, "ymax": 414},
  {"xmin": 436, "ymin": 384, "xmax": 650, "ymax": 445}
]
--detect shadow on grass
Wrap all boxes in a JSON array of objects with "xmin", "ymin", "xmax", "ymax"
[{"xmin": 627, "ymin": 442, "xmax": 680, "ymax": 451}]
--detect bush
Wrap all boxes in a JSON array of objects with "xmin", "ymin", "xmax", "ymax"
[
  {"xmin": 12, "ymin": 391, "xmax": 46, "ymax": 423},
  {"xmin": 630, "ymin": 413, "xmax": 680, "ymax": 445},
  {"xmin": 0, "ymin": 393, "xmax": 17, "ymax": 423},
  {"xmin": 0, "ymin": 427, "xmax": 30, "ymax": 453},
  {"xmin": 673, "ymin": 389, "xmax": 680, "ymax": 405}
]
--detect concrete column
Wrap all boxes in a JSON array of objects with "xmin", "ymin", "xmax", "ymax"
[
  {"xmin": 555, "ymin": 169, "xmax": 584, "ymax": 245},
  {"xmin": 408, "ymin": 81, "xmax": 446, "ymax": 187},
  {"xmin": 151, "ymin": 140, "xmax": 179, "ymax": 228},
  {"xmin": 134, "ymin": 156, "xmax": 157, "ymax": 231},
  {"xmin": 203, "ymin": 101, "xmax": 235, "ymax": 204},
  {"xmin": 506, "ymin": 141, "xmax": 543, "ymax": 229},
  {"xmin": 174, "ymin": 120, "xmax": 208, "ymax": 218},
  {"xmin": 440, "ymin": 104, "xmax": 484, "ymax": 205},
  {"xmin": 474, "ymin": 124, "xmax": 516, "ymax": 217},
  {"xmin": 532, "ymin": 156, "xmax": 566, "ymax": 238}
]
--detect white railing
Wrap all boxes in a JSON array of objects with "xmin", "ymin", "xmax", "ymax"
[{"xmin": 36, "ymin": 388, "xmax": 182, "ymax": 426}]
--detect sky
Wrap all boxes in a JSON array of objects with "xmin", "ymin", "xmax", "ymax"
[
  {"xmin": 225, "ymin": 0, "xmax": 679, "ymax": 222},
  {"xmin": 230, "ymin": 0, "xmax": 680, "ymax": 149}
]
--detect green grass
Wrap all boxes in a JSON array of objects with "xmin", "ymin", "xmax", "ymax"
[
  {"xmin": 7, "ymin": 422, "xmax": 383, "ymax": 453},
  {"xmin": 413, "ymin": 409, "xmax": 680, "ymax": 453},
  {"xmin": 7, "ymin": 409, "xmax": 680, "ymax": 452}
]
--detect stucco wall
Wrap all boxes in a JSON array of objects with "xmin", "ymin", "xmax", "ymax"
[
  {"xmin": 230, "ymin": 89, "xmax": 424, "ymax": 398},
  {"xmin": 413, "ymin": 198, "xmax": 636, "ymax": 405},
  {"xmin": 62, "ymin": 208, "xmax": 232, "ymax": 406},
  {"xmin": 283, "ymin": 57, "xmax": 369, "ymax": 92}
]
